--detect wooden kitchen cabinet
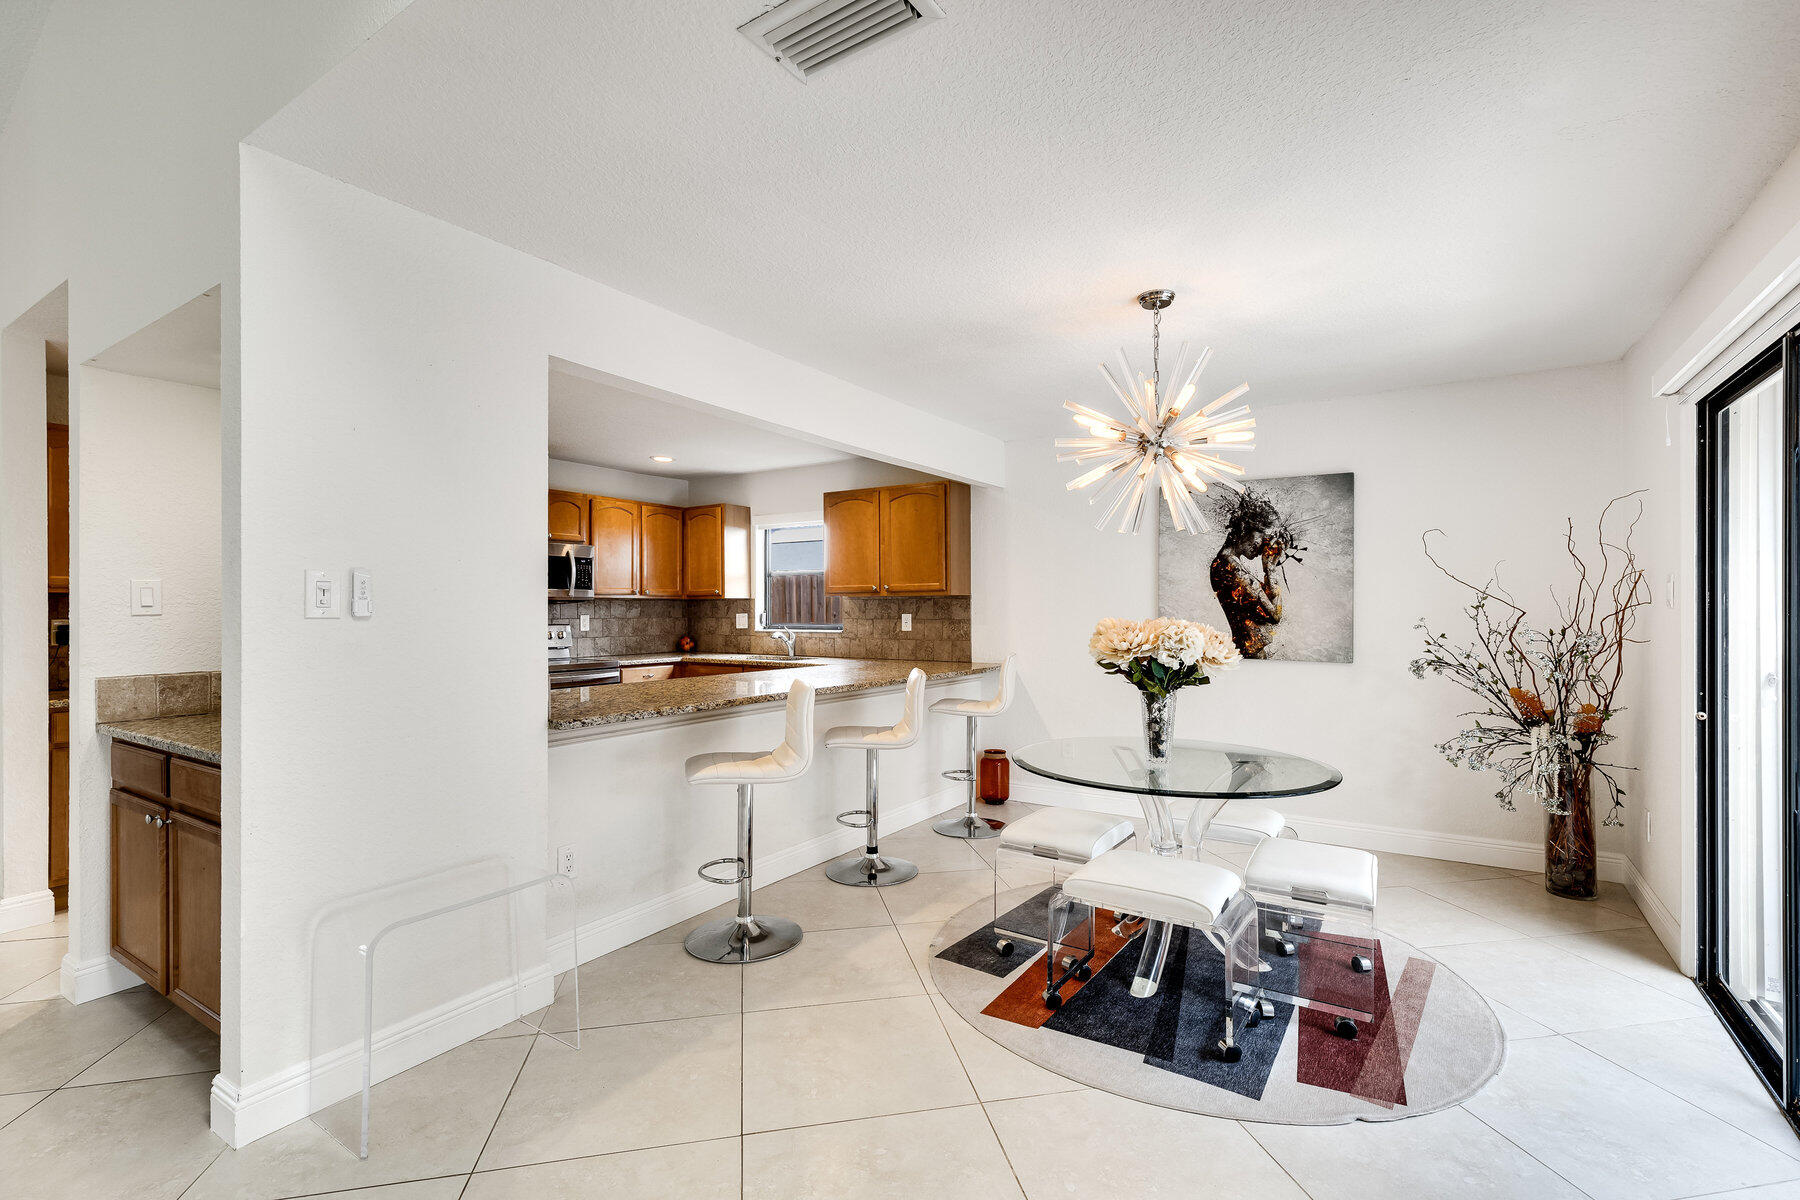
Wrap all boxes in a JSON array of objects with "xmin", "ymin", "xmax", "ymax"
[
  {"xmin": 639, "ymin": 504, "xmax": 685, "ymax": 597},
  {"xmin": 49, "ymin": 711, "xmax": 68, "ymax": 906},
  {"xmin": 167, "ymin": 811, "xmax": 221, "ymax": 1029},
  {"xmin": 110, "ymin": 789, "xmax": 169, "ymax": 994},
  {"xmin": 824, "ymin": 480, "xmax": 970, "ymax": 596},
  {"xmin": 47, "ymin": 424, "xmax": 68, "ymax": 591},
  {"xmin": 682, "ymin": 504, "xmax": 752, "ymax": 599},
  {"xmin": 108, "ymin": 744, "xmax": 222, "ymax": 1033},
  {"xmin": 589, "ymin": 496, "xmax": 641, "ymax": 595},
  {"xmin": 547, "ymin": 490, "xmax": 588, "ymax": 543},
  {"xmin": 823, "ymin": 489, "xmax": 882, "ymax": 595}
]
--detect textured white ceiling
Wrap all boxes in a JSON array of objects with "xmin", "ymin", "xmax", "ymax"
[
  {"xmin": 549, "ymin": 366, "xmax": 851, "ymax": 477},
  {"xmin": 0, "ymin": 0, "xmax": 52, "ymax": 135},
  {"xmin": 252, "ymin": 0, "xmax": 1800, "ymax": 438}
]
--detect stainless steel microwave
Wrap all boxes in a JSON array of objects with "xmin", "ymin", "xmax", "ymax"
[{"xmin": 549, "ymin": 540, "xmax": 597, "ymax": 599}]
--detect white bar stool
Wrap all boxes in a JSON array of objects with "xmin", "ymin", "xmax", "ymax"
[
  {"xmin": 930, "ymin": 654, "xmax": 1017, "ymax": 840},
  {"xmin": 822, "ymin": 668, "xmax": 928, "ymax": 887},
  {"xmin": 682, "ymin": 680, "xmax": 816, "ymax": 964}
]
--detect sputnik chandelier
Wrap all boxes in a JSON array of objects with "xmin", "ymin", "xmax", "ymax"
[{"xmin": 1058, "ymin": 289, "xmax": 1254, "ymax": 534}]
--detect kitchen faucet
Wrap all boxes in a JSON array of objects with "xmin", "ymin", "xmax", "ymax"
[{"xmin": 769, "ymin": 629, "xmax": 797, "ymax": 657}]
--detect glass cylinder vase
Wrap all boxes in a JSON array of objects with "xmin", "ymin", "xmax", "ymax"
[
  {"xmin": 1544, "ymin": 761, "xmax": 1598, "ymax": 900},
  {"xmin": 1140, "ymin": 690, "xmax": 1176, "ymax": 766}
]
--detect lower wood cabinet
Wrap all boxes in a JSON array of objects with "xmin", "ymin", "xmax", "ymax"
[
  {"xmin": 49, "ymin": 710, "xmax": 68, "ymax": 905},
  {"xmin": 108, "ymin": 743, "xmax": 221, "ymax": 1032}
]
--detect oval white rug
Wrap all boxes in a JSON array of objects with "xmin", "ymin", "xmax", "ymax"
[{"xmin": 930, "ymin": 884, "xmax": 1505, "ymax": 1125}]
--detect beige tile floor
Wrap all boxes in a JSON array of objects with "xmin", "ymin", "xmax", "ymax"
[{"xmin": 2, "ymin": 802, "xmax": 1797, "ymax": 1199}]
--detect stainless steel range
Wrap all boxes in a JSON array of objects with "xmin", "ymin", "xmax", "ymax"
[{"xmin": 547, "ymin": 624, "xmax": 621, "ymax": 689}]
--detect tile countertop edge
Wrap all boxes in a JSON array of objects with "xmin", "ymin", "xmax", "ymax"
[
  {"xmin": 548, "ymin": 660, "xmax": 997, "ymax": 742},
  {"xmin": 97, "ymin": 716, "xmax": 222, "ymax": 765}
]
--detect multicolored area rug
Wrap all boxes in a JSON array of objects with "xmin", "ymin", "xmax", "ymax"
[{"xmin": 929, "ymin": 884, "xmax": 1505, "ymax": 1124}]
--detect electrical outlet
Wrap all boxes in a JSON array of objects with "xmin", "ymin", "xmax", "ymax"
[
  {"xmin": 901, "ymin": 613, "xmax": 912, "ymax": 632},
  {"xmin": 557, "ymin": 844, "xmax": 576, "ymax": 877},
  {"xmin": 735, "ymin": 611, "xmax": 749, "ymax": 629},
  {"xmin": 579, "ymin": 614, "xmax": 590, "ymax": 632}
]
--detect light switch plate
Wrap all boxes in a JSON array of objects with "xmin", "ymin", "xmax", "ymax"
[
  {"xmin": 351, "ymin": 569, "xmax": 373, "ymax": 618},
  {"xmin": 735, "ymin": 612, "xmax": 749, "ymax": 629},
  {"xmin": 305, "ymin": 570, "xmax": 340, "ymax": 619},
  {"xmin": 129, "ymin": 579, "xmax": 162, "ymax": 616}
]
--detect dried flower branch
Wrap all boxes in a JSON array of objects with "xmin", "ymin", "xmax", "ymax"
[{"xmin": 1409, "ymin": 494, "xmax": 1649, "ymax": 824}]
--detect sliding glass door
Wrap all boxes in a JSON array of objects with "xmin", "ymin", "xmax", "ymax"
[{"xmin": 1699, "ymin": 329, "xmax": 1799, "ymax": 1111}]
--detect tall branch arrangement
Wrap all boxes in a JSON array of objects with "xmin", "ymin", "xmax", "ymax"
[{"xmin": 1408, "ymin": 494, "xmax": 1649, "ymax": 824}]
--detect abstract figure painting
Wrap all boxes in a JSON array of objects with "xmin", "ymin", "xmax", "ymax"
[{"xmin": 1157, "ymin": 472, "xmax": 1354, "ymax": 663}]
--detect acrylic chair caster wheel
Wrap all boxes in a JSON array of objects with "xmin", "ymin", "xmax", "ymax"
[
  {"xmin": 1217, "ymin": 1041, "xmax": 1242, "ymax": 1063},
  {"xmin": 995, "ymin": 939, "xmax": 1014, "ymax": 957},
  {"xmin": 1335, "ymin": 1016, "xmax": 1358, "ymax": 1039},
  {"xmin": 1042, "ymin": 990, "xmax": 1063, "ymax": 1010},
  {"xmin": 1075, "ymin": 963, "xmax": 1093, "ymax": 981},
  {"xmin": 1351, "ymin": 954, "xmax": 1373, "ymax": 973}
]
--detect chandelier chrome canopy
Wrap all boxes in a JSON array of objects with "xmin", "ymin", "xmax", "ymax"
[{"xmin": 1058, "ymin": 290, "xmax": 1254, "ymax": 534}]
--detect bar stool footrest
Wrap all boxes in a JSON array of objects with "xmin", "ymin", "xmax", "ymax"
[
  {"xmin": 697, "ymin": 856, "xmax": 749, "ymax": 886},
  {"xmin": 942, "ymin": 768, "xmax": 974, "ymax": 782},
  {"xmin": 835, "ymin": 810, "xmax": 872, "ymax": 829}
]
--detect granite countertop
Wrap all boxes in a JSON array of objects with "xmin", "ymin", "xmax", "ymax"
[
  {"xmin": 611, "ymin": 652, "xmax": 833, "ymax": 667},
  {"xmin": 49, "ymin": 692, "xmax": 68, "ymax": 712},
  {"xmin": 98, "ymin": 713, "xmax": 222, "ymax": 765},
  {"xmin": 549, "ymin": 657, "xmax": 996, "ymax": 732}
]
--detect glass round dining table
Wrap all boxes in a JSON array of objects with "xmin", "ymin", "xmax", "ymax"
[
  {"xmin": 1010, "ymin": 737, "xmax": 1343, "ymax": 857},
  {"xmin": 1010, "ymin": 737, "xmax": 1343, "ymax": 999}
]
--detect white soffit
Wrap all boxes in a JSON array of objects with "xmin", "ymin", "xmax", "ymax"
[
  {"xmin": 252, "ymin": 0, "xmax": 1800, "ymax": 437},
  {"xmin": 549, "ymin": 366, "xmax": 854, "ymax": 477},
  {"xmin": 87, "ymin": 288, "xmax": 222, "ymax": 390}
]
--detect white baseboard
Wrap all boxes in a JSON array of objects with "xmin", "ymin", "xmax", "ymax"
[
  {"xmin": 0, "ymin": 889, "xmax": 54, "ymax": 935},
  {"xmin": 60, "ymin": 954, "xmax": 146, "ymax": 1004},
  {"xmin": 1623, "ymin": 856, "xmax": 1682, "ymax": 960},
  {"xmin": 213, "ymin": 783, "xmax": 967, "ymax": 1149},
  {"xmin": 1008, "ymin": 778, "xmax": 1628, "ymax": 881}
]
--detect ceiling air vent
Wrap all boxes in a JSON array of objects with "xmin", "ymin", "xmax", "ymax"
[{"xmin": 739, "ymin": 0, "xmax": 945, "ymax": 81}]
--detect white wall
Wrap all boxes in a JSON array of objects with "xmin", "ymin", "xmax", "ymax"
[
  {"xmin": 687, "ymin": 457, "xmax": 934, "ymax": 519},
  {"xmin": 975, "ymin": 362, "xmax": 1630, "ymax": 864},
  {"xmin": 548, "ymin": 457, "xmax": 687, "ymax": 507},
  {"xmin": 0, "ymin": 327, "xmax": 50, "ymax": 927},
  {"xmin": 1617, "ymin": 141, "xmax": 1800, "ymax": 966},
  {"xmin": 227, "ymin": 146, "xmax": 1004, "ymax": 1145},
  {"xmin": 66, "ymin": 367, "xmax": 221, "ymax": 985}
]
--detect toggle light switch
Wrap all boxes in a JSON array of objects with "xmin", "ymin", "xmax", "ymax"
[{"xmin": 305, "ymin": 570, "xmax": 340, "ymax": 619}]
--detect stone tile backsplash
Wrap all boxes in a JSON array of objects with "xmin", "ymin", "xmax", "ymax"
[
  {"xmin": 95, "ymin": 671, "xmax": 223, "ymax": 723},
  {"xmin": 688, "ymin": 596, "xmax": 971, "ymax": 662},
  {"xmin": 547, "ymin": 595, "xmax": 972, "ymax": 662}
]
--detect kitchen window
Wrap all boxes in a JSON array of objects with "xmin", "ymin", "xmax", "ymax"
[{"xmin": 759, "ymin": 521, "xmax": 842, "ymax": 632}]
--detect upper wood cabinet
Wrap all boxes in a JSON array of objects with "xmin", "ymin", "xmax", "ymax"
[
  {"xmin": 639, "ymin": 504, "xmax": 685, "ymax": 597},
  {"xmin": 48, "ymin": 423, "xmax": 68, "ymax": 592},
  {"xmin": 683, "ymin": 504, "xmax": 752, "ymax": 599},
  {"xmin": 589, "ymin": 496, "xmax": 641, "ymax": 595},
  {"xmin": 823, "ymin": 490, "xmax": 882, "ymax": 594},
  {"xmin": 547, "ymin": 490, "xmax": 588, "ymax": 543},
  {"xmin": 825, "ymin": 480, "xmax": 970, "ymax": 596}
]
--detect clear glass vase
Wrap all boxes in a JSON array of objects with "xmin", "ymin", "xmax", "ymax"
[
  {"xmin": 1545, "ymin": 761, "xmax": 1598, "ymax": 900},
  {"xmin": 1140, "ymin": 690, "xmax": 1176, "ymax": 765}
]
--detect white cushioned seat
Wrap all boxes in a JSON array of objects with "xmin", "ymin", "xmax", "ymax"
[
  {"xmin": 1243, "ymin": 838, "xmax": 1378, "ymax": 908},
  {"xmin": 1062, "ymin": 851, "xmax": 1243, "ymax": 929},
  {"xmin": 684, "ymin": 682, "xmax": 815, "ymax": 785},
  {"xmin": 928, "ymin": 655, "xmax": 1016, "ymax": 717},
  {"xmin": 825, "ymin": 669, "xmax": 926, "ymax": 749},
  {"xmin": 1205, "ymin": 801, "xmax": 1292, "ymax": 844},
  {"xmin": 999, "ymin": 808, "xmax": 1135, "ymax": 863}
]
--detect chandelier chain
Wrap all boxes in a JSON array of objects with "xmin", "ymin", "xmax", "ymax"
[{"xmin": 1151, "ymin": 307, "xmax": 1161, "ymax": 392}]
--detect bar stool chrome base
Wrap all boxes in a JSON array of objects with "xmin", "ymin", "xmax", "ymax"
[
  {"xmin": 684, "ymin": 915, "xmax": 803, "ymax": 964},
  {"xmin": 824, "ymin": 852, "xmax": 919, "ymax": 887},
  {"xmin": 933, "ymin": 811, "xmax": 1000, "ymax": 840}
]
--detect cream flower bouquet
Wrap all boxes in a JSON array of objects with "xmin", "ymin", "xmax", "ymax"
[{"xmin": 1090, "ymin": 617, "xmax": 1240, "ymax": 764}]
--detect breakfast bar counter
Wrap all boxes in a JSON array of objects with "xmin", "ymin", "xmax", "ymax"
[{"xmin": 548, "ymin": 656, "xmax": 995, "ymax": 735}]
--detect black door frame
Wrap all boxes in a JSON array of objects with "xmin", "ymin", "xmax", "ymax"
[{"xmin": 1695, "ymin": 327, "xmax": 1800, "ymax": 1122}]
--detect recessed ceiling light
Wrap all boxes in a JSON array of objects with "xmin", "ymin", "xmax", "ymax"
[{"xmin": 650, "ymin": 455, "xmax": 674, "ymax": 463}]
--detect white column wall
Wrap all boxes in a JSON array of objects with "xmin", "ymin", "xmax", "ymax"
[
  {"xmin": 0, "ymin": 327, "xmax": 51, "ymax": 930},
  {"xmin": 64, "ymin": 367, "xmax": 221, "ymax": 993}
]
